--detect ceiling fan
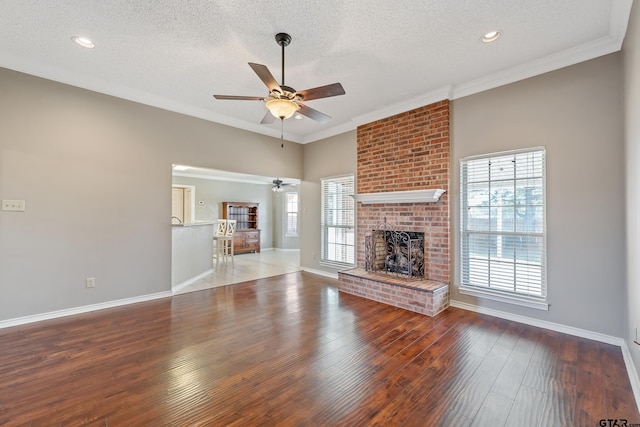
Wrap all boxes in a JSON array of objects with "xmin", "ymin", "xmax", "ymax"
[
  {"xmin": 272, "ymin": 178, "xmax": 295, "ymax": 192},
  {"xmin": 213, "ymin": 33, "xmax": 345, "ymax": 124}
]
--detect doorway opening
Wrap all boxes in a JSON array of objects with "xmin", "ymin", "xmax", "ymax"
[{"xmin": 171, "ymin": 184, "xmax": 195, "ymax": 224}]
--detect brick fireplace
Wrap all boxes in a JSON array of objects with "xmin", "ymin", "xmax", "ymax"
[{"xmin": 337, "ymin": 100, "xmax": 450, "ymax": 316}]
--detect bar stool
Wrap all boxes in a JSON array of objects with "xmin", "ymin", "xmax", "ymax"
[
  {"xmin": 212, "ymin": 219, "xmax": 227, "ymax": 264},
  {"xmin": 221, "ymin": 219, "xmax": 236, "ymax": 265}
]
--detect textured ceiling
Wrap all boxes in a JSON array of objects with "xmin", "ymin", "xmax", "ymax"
[{"xmin": 0, "ymin": 0, "xmax": 633, "ymax": 143}]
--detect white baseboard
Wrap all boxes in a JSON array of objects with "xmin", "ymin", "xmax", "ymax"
[
  {"xmin": 0, "ymin": 291, "xmax": 173, "ymax": 330},
  {"xmin": 451, "ymin": 299, "xmax": 640, "ymax": 413},
  {"xmin": 449, "ymin": 300, "xmax": 623, "ymax": 346},
  {"xmin": 171, "ymin": 269, "xmax": 213, "ymax": 294},
  {"xmin": 224, "ymin": 247, "xmax": 300, "ymax": 252},
  {"xmin": 621, "ymin": 342, "xmax": 640, "ymax": 414},
  {"xmin": 301, "ymin": 267, "xmax": 338, "ymax": 280}
]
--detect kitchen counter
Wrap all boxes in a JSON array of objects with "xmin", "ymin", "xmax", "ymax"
[{"xmin": 171, "ymin": 222, "xmax": 214, "ymax": 289}]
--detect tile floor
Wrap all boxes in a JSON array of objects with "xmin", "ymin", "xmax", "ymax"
[{"xmin": 174, "ymin": 249, "xmax": 301, "ymax": 295}]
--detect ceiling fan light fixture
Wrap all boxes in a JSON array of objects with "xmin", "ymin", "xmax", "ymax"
[
  {"xmin": 213, "ymin": 32, "xmax": 343, "ymax": 124},
  {"xmin": 266, "ymin": 98, "xmax": 299, "ymax": 120}
]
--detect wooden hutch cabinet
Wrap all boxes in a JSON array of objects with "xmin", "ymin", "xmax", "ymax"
[{"xmin": 222, "ymin": 202, "xmax": 260, "ymax": 254}]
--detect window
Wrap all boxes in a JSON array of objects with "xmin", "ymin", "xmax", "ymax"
[
  {"xmin": 321, "ymin": 174, "xmax": 355, "ymax": 268},
  {"xmin": 460, "ymin": 147, "xmax": 547, "ymax": 309},
  {"xmin": 285, "ymin": 192, "xmax": 298, "ymax": 236}
]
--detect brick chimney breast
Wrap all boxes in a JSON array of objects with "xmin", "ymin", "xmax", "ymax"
[{"xmin": 355, "ymin": 100, "xmax": 450, "ymax": 284}]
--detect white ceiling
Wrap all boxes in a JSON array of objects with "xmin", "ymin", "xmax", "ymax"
[{"xmin": 0, "ymin": 0, "xmax": 633, "ymax": 144}]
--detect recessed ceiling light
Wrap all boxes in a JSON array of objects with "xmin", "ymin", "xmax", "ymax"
[
  {"xmin": 71, "ymin": 36, "xmax": 95, "ymax": 49},
  {"xmin": 481, "ymin": 30, "xmax": 502, "ymax": 43}
]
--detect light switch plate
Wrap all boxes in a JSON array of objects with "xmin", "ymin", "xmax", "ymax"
[{"xmin": 1, "ymin": 200, "xmax": 26, "ymax": 211}]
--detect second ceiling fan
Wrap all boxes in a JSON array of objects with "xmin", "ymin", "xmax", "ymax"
[
  {"xmin": 271, "ymin": 178, "xmax": 295, "ymax": 192},
  {"xmin": 213, "ymin": 33, "xmax": 345, "ymax": 124}
]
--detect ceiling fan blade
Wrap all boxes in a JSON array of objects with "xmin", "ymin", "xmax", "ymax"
[
  {"xmin": 296, "ymin": 83, "xmax": 345, "ymax": 101},
  {"xmin": 249, "ymin": 63, "xmax": 282, "ymax": 93},
  {"xmin": 213, "ymin": 95, "xmax": 264, "ymax": 101},
  {"xmin": 260, "ymin": 111, "xmax": 276, "ymax": 124},
  {"xmin": 297, "ymin": 103, "xmax": 332, "ymax": 124}
]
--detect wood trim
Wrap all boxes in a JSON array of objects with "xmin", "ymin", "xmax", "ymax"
[
  {"xmin": 449, "ymin": 300, "xmax": 623, "ymax": 346},
  {"xmin": 0, "ymin": 291, "xmax": 172, "ymax": 329}
]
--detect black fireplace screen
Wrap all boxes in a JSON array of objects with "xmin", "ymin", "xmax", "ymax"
[{"xmin": 365, "ymin": 221, "xmax": 425, "ymax": 280}]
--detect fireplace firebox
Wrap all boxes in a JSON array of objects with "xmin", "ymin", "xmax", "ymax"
[{"xmin": 365, "ymin": 220, "xmax": 425, "ymax": 280}]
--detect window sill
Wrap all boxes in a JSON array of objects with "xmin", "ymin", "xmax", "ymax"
[
  {"xmin": 320, "ymin": 260, "xmax": 355, "ymax": 271},
  {"xmin": 458, "ymin": 286, "xmax": 549, "ymax": 311}
]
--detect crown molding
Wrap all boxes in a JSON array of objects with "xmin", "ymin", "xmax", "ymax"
[
  {"xmin": 350, "ymin": 86, "xmax": 453, "ymax": 127},
  {"xmin": 452, "ymin": 34, "xmax": 628, "ymax": 100},
  {"xmin": 0, "ymin": 52, "xmax": 305, "ymax": 144},
  {"xmin": 0, "ymin": 0, "xmax": 631, "ymax": 144},
  {"xmin": 301, "ymin": 120, "xmax": 358, "ymax": 144}
]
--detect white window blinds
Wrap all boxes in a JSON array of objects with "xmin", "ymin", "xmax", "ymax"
[
  {"xmin": 460, "ymin": 148, "xmax": 547, "ymax": 306},
  {"xmin": 285, "ymin": 192, "xmax": 298, "ymax": 236},
  {"xmin": 321, "ymin": 174, "xmax": 355, "ymax": 268}
]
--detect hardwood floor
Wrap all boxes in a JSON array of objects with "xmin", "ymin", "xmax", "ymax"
[{"xmin": 0, "ymin": 272, "xmax": 638, "ymax": 426}]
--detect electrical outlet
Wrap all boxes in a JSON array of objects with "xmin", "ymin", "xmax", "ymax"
[
  {"xmin": 86, "ymin": 277, "xmax": 95, "ymax": 288},
  {"xmin": 1, "ymin": 200, "xmax": 26, "ymax": 211}
]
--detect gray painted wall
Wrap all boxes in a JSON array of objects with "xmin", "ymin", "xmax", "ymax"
[
  {"xmin": 300, "ymin": 131, "xmax": 357, "ymax": 274},
  {"xmin": 451, "ymin": 53, "xmax": 625, "ymax": 337},
  {"xmin": 624, "ymin": 2, "xmax": 640, "ymax": 375},
  {"xmin": 298, "ymin": 55, "xmax": 626, "ymax": 339},
  {"xmin": 0, "ymin": 68, "xmax": 302, "ymax": 321},
  {"xmin": 0, "ymin": 45, "xmax": 631, "ymax": 343}
]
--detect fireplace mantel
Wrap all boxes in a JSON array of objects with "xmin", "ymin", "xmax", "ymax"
[{"xmin": 353, "ymin": 189, "xmax": 445, "ymax": 204}]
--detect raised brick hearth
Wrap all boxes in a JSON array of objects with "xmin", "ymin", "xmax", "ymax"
[
  {"xmin": 337, "ymin": 100, "xmax": 451, "ymax": 316},
  {"xmin": 339, "ymin": 269, "xmax": 449, "ymax": 316}
]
